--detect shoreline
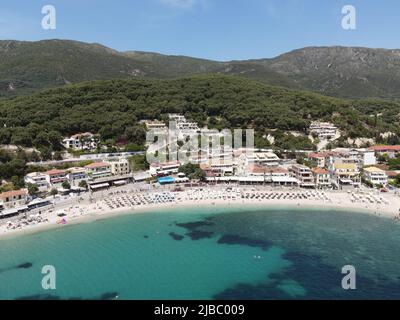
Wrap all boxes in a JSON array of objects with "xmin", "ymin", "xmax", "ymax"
[{"xmin": 1, "ymin": 188, "xmax": 399, "ymax": 240}]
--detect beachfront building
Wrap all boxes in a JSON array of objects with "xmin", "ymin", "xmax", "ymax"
[
  {"xmin": 62, "ymin": 132, "xmax": 99, "ymax": 151},
  {"xmin": 312, "ymin": 168, "xmax": 331, "ymax": 189},
  {"xmin": 200, "ymin": 162, "xmax": 233, "ymax": 178},
  {"xmin": 85, "ymin": 162, "xmax": 112, "ymax": 180},
  {"xmin": 149, "ymin": 161, "xmax": 182, "ymax": 176},
  {"xmin": 363, "ymin": 167, "xmax": 388, "ymax": 186},
  {"xmin": 67, "ymin": 167, "xmax": 88, "ymax": 187},
  {"xmin": 109, "ymin": 158, "xmax": 131, "ymax": 176},
  {"xmin": 331, "ymin": 163, "xmax": 361, "ymax": 188},
  {"xmin": 202, "ymin": 159, "xmax": 235, "ymax": 177},
  {"xmin": 310, "ymin": 121, "xmax": 338, "ymax": 140},
  {"xmin": 45, "ymin": 169, "xmax": 69, "ymax": 188},
  {"xmin": 369, "ymin": 145, "xmax": 400, "ymax": 158},
  {"xmin": 290, "ymin": 165, "xmax": 315, "ymax": 188},
  {"xmin": 0, "ymin": 189, "xmax": 28, "ymax": 209},
  {"xmin": 268, "ymin": 167, "xmax": 299, "ymax": 186},
  {"xmin": 240, "ymin": 152, "xmax": 280, "ymax": 168},
  {"xmin": 232, "ymin": 166, "xmax": 297, "ymax": 186},
  {"xmin": 24, "ymin": 172, "xmax": 50, "ymax": 192}
]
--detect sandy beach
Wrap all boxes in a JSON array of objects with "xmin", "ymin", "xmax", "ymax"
[{"xmin": 1, "ymin": 185, "xmax": 400, "ymax": 240}]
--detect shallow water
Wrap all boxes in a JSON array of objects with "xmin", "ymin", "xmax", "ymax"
[{"xmin": 0, "ymin": 206, "xmax": 399, "ymax": 300}]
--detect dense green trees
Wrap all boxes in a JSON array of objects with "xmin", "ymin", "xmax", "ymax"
[
  {"xmin": 178, "ymin": 163, "xmax": 206, "ymax": 181},
  {"xmin": 128, "ymin": 155, "xmax": 149, "ymax": 172},
  {"xmin": 0, "ymin": 149, "xmax": 35, "ymax": 190},
  {"xmin": 1, "ymin": 75, "xmax": 397, "ymax": 154}
]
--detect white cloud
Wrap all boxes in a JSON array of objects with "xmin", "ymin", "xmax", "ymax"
[{"xmin": 160, "ymin": 0, "xmax": 200, "ymax": 9}]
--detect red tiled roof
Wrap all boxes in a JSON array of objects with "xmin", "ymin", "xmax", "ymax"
[
  {"xmin": 150, "ymin": 161, "xmax": 181, "ymax": 168},
  {"xmin": 269, "ymin": 167, "xmax": 289, "ymax": 174},
  {"xmin": 249, "ymin": 165, "xmax": 266, "ymax": 174},
  {"xmin": 0, "ymin": 189, "xmax": 28, "ymax": 199},
  {"xmin": 386, "ymin": 171, "xmax": 399, "ymax": 178},
  {"xmin": 369, "ymin": 145, "xmax": 400, "ymax": 152},
  {"xmin": 309, "ymin": 153, "xmax": 324, "ymax": 158},
  {"xmin": 85, "ymin": 162, "xmax": 110, "ymax": 169},
  {"xmin": 46, "ymin": 169, "xmax": 67, "ymax": 175},
  {"xmin": 309, "ymin": 151, "xmax": 340, "ymax": 158},
  {"xmin": 312, "ymin": 167, "xmax": 329, "ymax": 175}
]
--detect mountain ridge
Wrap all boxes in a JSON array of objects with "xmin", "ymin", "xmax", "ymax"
[{"xmin": 1, "ymin": 39, "xmax": 400, "ymax": 99}]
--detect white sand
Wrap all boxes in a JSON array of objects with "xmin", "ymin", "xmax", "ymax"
[{"xmin": 1, "ymin": 187, "xmax": 400, "ymax": 240}]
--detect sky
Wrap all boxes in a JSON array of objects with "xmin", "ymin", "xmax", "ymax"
[{"xmin": 0, "ymin": 0, "xmax": 399, "ymax": 61}]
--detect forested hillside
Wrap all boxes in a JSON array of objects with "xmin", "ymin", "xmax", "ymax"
[{"xmin": 0, "ymin": 75, "xmax": 399, "ymax": 154}]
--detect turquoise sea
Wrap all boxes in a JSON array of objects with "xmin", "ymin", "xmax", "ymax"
[{"xmin": 1, "ymin": 205, "xmax": 400, "ymax": 300}]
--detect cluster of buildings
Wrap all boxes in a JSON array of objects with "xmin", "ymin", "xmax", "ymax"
[
  {"xmin": 310, "ymin": 121, "xmax": 339, "ymax": 140},
  {"xmin": 62, "ymin": 132, "xmax": 99, "ymax": 151},
  {"xmin": 3, "ymin": 111, "xmax": 400, "ymax": 218},
  {"xmin": 0, "ymin": 188, "xmax": 53, "ymax": 219},
  {"xmin": 148, "ymin": 145, "xmax": 391, "ymax": 190},
  {"xmin": 141, "ymin": 115, "xmax": 392, "ymax": 190},
  {"xmin": 168, "ymin": 114, "xmax": 200, "ymax": 137},
  {"xmin": 24, "ymin": 158, "xmax": 131, "ymax": 193}
]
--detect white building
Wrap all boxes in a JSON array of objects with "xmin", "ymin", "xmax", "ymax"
[
  {"xmin": 328, "ymin": 148, "xmax": 377, "ymax": 169},
  {"xmin": 364, "ymin": 167, "xmax": 388, "ymax": 186},
  {"xmin": 24, "ymin": 172, "xmax": 50, "ymax": 192},
  {"xmin": 359, "ymin": 150, "xmax": 377, "ymax": 166},
  {"xmin": 310, "ymin": 122, "xmax": 338, "ymax": 140},
  {"xmin": 200, "ymin": 159, "xmax": 234, "ymax": 177},
  {"xmin": 312, "ymin": 168, "xmax": 331, "ymax": 189},
  {"xmin": 109, "ymin": 158, "xmax": 131, "ymax": 176},
  {"xmin": 45, "ymin": 169, "xmax": 69, "ymax": 187},
  {"xmin": 149, "ymin": 161, "xmax": 182, "ymax": 176},
  {"xmin": 330, "ymin": 163, "xmax": 361, "ymax": 187},
  {"xmin": 241, "ymin": 152, "xmax": 280, "ymax": 168},
  {"xmin": 169, "ymin": 114, "xmax": 200, "ymax": 138},
  {"xmin": 290, "ymin": 165, "xmax": 315, "ymax": 188},
  {"xmin": 62, "ymin": 132, "xmax": 98, "ymax": 151}
]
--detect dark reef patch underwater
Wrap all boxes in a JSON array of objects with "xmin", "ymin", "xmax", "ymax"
[{"xmin": 174, "ymin": 208, "xmax": 400, "ymax": 299}]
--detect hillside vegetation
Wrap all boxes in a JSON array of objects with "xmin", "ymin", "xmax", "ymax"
[
  {"xmin": 3, "ymin": 40, "xmax": 400, "ymax": 99},
  {"xmin": 0, "ymin": 75, "xmax": 399, "ymax": 154}
]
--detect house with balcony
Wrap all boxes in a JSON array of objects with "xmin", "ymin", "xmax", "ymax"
[
  {"xmin": 24, "ymin": 172, "xmax": 50, "ymax": 192},
  {"xmin": 200, "ymin": 159, "xmax": 234, "ymax": 177},
  {"xmin": 85, "ymin": 162, "xmax": 112, "ymax": 180},
  {"xmin": 109, "ymin": 158, "xmax": 131, "ymax": 176},
  {"xmin": 67, "ymin": 167, "xmax": 88, "ymax": 187},
  {"xmin": 363, "ymin": 167, "xmax": 388, "ymax": 186},
  {"xmin": 240, "ymin": 152, "xmax": 280, "ymax": 168},
  {"xmin": 310, "ymin": 121, "xmax": 338, "ymax": 140},
  {"xmin": 0, "ymin": 189, "xmax": 29, "ymax": 209},
  {"xmin": 331, "ymin": 163, "xmax": 361, "ymax": 187},
  {"xmin": 45, "ymin": 169, "xmax": 69, "ymax": 187},
  {"xmin": 290, "ymin": 165, "xmax": 315, "ymax": 188},
  {"xmin": 312, "ymin": 168, "xmax": 331, "ymax": 189},
  {"xmin": 62, "ymin": 132, "xmax": 99, "ymax": 151}
]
